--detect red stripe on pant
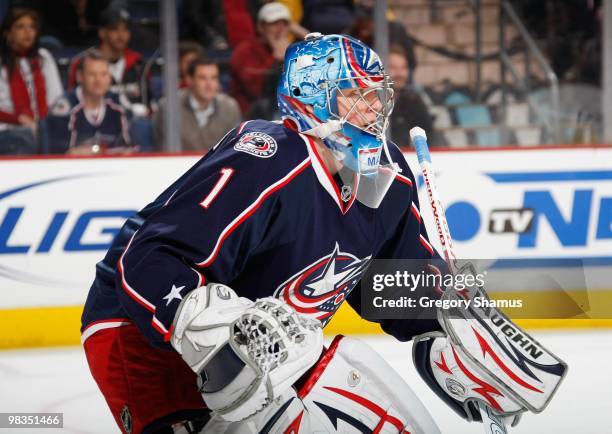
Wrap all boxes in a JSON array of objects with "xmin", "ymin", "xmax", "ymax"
[{"xmin": 83, "ymin": 323, "xmax": 206, "ymax": 434}]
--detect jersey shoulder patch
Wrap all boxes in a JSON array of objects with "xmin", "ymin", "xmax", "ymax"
[
  {"xmin": 231, "ymin": 120, "xmax": 309, "ymax": 164},
  {"xmin": 234, "ymin": 131, "xmax": 277, "ymax": 158},
  {"xmin": 50, "ymin": 96, "xmax": 72, "ymax": 116}
]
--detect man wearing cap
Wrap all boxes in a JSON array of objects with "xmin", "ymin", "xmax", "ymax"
[
  {"xmin": 229, "ymin": 2, "xmax": 295, "ymax": 115},
  {"xmin": 66, "ymin": 6, "xmax": 150, "ymax": 112}
]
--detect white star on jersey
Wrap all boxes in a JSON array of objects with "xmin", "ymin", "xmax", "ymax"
[
  {"xmin": 163, "ymin": 284, "xmax": 185, "ymax": 306},
  {"xmin": 304, "ymin": 245, "xmax": 355, "ymax": 297}
]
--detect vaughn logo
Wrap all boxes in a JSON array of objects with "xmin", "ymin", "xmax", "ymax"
[
  {"xmin": 274, "ymin": 243, "xmax": 371, "ymax": 325},
  {"xmin": 234, "ymin": 132, "xmax": 277, "ymax": 158}
]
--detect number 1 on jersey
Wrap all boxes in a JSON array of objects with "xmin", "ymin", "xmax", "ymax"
[{"xmin": 200, "ymin": 168, "xmax": 235, "ymax": 209}]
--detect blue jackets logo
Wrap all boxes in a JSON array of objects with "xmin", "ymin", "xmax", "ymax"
[
  {"xmin": 274, "ymin": 243, "xmax": 371, "ymax": 325},
  {"xmin": 234, "ymin": 132, "xmax": 277, "ymax": 158}
]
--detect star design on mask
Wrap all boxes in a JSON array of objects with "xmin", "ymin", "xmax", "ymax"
[{"xmin": 162, "ymin": 284, "xmax": 185, "ymax": 306}]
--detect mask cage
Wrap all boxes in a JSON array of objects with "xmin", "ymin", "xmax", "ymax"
[{"xmin": 324, "ymin": 75, "xmax": 395, "ymax": 139}]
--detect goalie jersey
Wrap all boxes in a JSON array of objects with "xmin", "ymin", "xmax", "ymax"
[{"xmin": 81, "ymin": 120, "xmax": 442, "ymax": 347}]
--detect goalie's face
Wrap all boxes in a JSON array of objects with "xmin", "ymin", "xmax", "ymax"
[
  {"xmin": 337, "ymin": 88, "xmax": 381, "ymax": 129},
  {"xmin": 329, "ymin": 80, "xmax": 394, "ymax": 139}
]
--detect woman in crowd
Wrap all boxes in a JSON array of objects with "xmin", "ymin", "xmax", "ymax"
[{"xmin": 0, "ymin": 8, "xmax": 63, "ymax": 154}]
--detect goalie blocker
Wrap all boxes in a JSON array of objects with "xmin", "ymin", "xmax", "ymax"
[{"xmin": 412, "ymin": 266, "xmax": 568, "ymax": 427}]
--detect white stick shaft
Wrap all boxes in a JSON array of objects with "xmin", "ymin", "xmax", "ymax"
[
  {"xmin": 410, "ymin": 130, "xmax": 458, "ymax": 274},
  {"xmin": 410, "ymin": 127, "xmax": 507, "ymax": 434}
]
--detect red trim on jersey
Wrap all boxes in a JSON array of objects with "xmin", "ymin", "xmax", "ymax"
[
  {"xmin": 237, "ymin": 121, "xmax": 251, "ymax": 134},
  {"xmin": 118, "ymin": 235, "xmax": 156, "ymax": 313},
  {"xmin": 197, "ymin": 158, "xmax": 312, "ymax": 267},
  {"xmin": 410, "ymin": 202, "xmax": 421, "ymax": 222},
  {"xmin": 191, "ymin": 267, "xmax": 206, "ymax": 288},
  {"xmin": 304, "ymin": 135, "xmax": 357, "ymax": 214},
  {"xmin": 117, "ymin": 235, "xmax": 176, "ymax": 339},
  {"xmin": 396, "ymin": 173, "xmax": 413, "ymax": 187},
  {"xmin": 118, "ymin": 235, "xmax": 155, "ymax": 312},
  {"xmin": 80, "ymin": 318, "xmax": 131, "ymax": 344},
  {"xmin": 152, "ymin": 315, "xmax": 169, "ymax": 336},
  {"xmin": 81, "ymin": 317, "xmax": 131, "ymax": 333},
  {"xmin": 297, "ymin": 335, "xmax": 344, "ymax": 399},
  {"xmin": 419, "ymin": 234, "xmax": 434, "ymax": 255}
]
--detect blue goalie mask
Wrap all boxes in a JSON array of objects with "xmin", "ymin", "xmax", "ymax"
[{"xmin": 277, "ymin": 33, "xmax": 399, "ymax": 208}]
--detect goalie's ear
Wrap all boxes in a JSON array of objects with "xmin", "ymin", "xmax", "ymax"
[{"xmin": 412, "ymin": 333, "xmax": 482, "ymax": 422}]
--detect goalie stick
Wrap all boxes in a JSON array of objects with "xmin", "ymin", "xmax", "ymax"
[{"xmin": 410, "ymin": 127, "xmax": 508, "ymax": 434}]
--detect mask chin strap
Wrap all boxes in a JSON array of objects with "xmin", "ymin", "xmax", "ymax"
[
  {"xmin": 381, "ymin": 135, "xmax": 402, "ymax": 174},
  {"xmin": 303, "ymin": 119, "xmax": 350, "ymax": 164},
  {"xmin": 302, "ymin": 119, "xmax": 344, "ymax": 141}
]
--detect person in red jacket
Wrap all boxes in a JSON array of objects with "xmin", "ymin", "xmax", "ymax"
[
  {"xmin": 66, "ymin": 6, "xmax": 150, "ymax": 114},
  {"xmin": 0, "ymin": 8, "xmax": 63, "ymax": 154},
  {"xmin": 229, "ymin": 2, "xmax": 293, "ymax": 115}
]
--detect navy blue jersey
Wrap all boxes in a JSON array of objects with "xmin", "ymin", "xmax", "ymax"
[
  {"xmin": 48, "ymin": 88, "xmax": 130, "ymax": 153},
  {"xmin": 81, "ymin": 120, "xmax": 442, "ymax": 347}
]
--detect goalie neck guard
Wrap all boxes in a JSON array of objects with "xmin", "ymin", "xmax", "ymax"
[{"xmin": 277, "ymin": 33, "xmax": 398, "ymax": 208}]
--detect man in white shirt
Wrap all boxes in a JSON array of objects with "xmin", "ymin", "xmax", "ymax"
[{"xmin": 153, "ymin": 57, "xmax": 241, "ymax": 152}]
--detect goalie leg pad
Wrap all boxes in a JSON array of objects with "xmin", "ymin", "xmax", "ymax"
[{"xmin": 246, "ymin": 335, "xmax": 441, "ymax": 434}]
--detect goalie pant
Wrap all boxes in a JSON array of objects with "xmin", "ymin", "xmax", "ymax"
[{"xmin": 80, "ymin": 119, "xmax": 443, "ymax": 433}]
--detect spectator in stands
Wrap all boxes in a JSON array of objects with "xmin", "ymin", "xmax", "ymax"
[
  {"xmin": 34, "ymin": 0, "xmax": 99, "ymax": 48},
  {"xmin": 66, "ymin": 6, "xmax": 150, "ymax": 114},
  {"xmin": 180, "ymin": 0, "xmax": 230, "ymax": 50},
  {"xmin": 387, "ymin": 45, "xmax": 441, "ymax": 147},
  {"xmin": 178, "ymin": 41, "xmax": 204, "ymax": 89},
  {"xmin": 153, "ymin": 57, "xmax": 241, "ymax": 153},
  {"xmin": 230, "ymin": 2, "xmax": 292, "ymax": 115},
  {"xmin": 347, "ymin": 2, "xmax": 417, "ymax": 83},
  {"xmin": 301, "ymin": 0, "xmax": 354, "ymax": 35},
  {"xmin": 0, "ymin": 8, "xmax": 63, "ymax": 154},
  {"xmin": 47, "ymin": 50, "xmax": 132, "ymax": 155}
]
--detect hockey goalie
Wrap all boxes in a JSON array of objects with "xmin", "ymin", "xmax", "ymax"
[{"xmin": 80, "ymin": 33, "xmax": 566, "ymax": 433}]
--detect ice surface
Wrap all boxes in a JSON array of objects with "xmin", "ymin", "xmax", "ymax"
[{"xmin": 0, "ymin": 330, "xmax": 610, "ymax": 433}]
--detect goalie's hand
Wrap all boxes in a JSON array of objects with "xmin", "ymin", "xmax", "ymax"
[
  {"xmin": 232, "ymin": 297, "xmax": 324, "ymax": 401},
  {"xmin": 171, "ymin": 286, "xmax": 323, "ymax": 422}
]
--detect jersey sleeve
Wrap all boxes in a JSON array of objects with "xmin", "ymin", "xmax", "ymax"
[
  {"xmin": 116, "ymin": 122, "xmax": 311, "ymax": 347},
  {"xmin": 348, "ymin": 149, "xmax": 445, "ymax": 341}
]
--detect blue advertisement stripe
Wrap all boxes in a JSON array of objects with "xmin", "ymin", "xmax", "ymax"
[
  {"xmin": 0, "ymin": 174, "xmax": 89, "ymax": 202},
  {"xmin": 487, "ymin": 170, "xmax": 612, "ymax": 183}
]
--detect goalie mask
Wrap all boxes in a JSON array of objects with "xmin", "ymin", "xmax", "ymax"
[{"xmin": 277, "ymin": 33, "xmax": 398, "ymax": 208}]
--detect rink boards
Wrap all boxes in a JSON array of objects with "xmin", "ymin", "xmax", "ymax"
[{"xmin": 1, "ymin": 146, "xmax": 611, "ymax": 348}]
